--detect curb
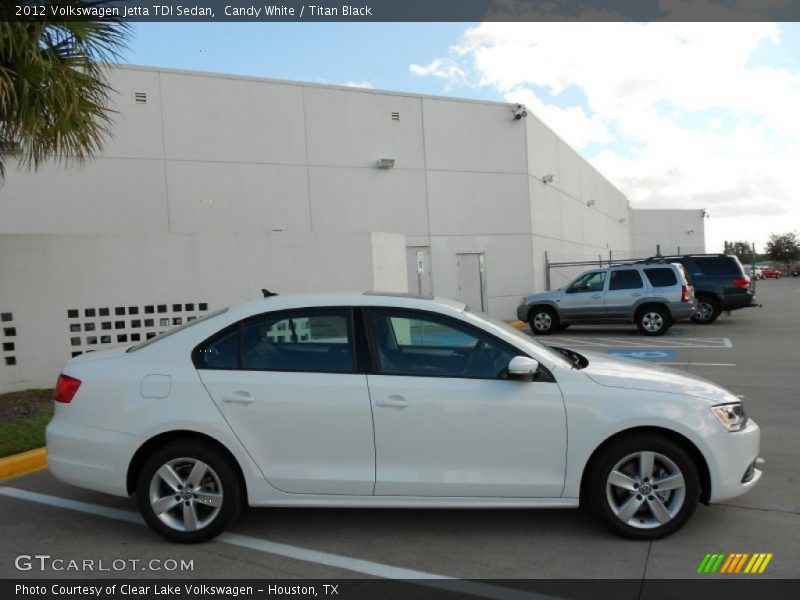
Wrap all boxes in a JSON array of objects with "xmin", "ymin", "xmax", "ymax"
[{"xmin": 0, "ymin": 447, "xmax": 47, "ymax": 481}]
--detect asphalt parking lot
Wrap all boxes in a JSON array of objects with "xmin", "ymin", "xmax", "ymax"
[{"xmin": 1, "ymin": 278, "xmax": 798, "ymax": 587}]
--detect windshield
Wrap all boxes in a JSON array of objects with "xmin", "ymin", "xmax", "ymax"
[
  {"xmin": 463, "ymin": 307, "xmax": 574, "ymax": 368},
  {"xmin": 127, "ymin": 308, "xmax": 228, "ymax": 352}
]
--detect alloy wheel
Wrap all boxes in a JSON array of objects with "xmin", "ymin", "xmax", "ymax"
[
  {"xmin": 533, "ymin": 312, "xmax": 552, "ymax": 332},
  {"xmin": 605, "ymin": 451, "xmax": 686, "ymax": 529},
  {"xmin": 148, "ymin": 457, "xmax": 223, "ymax": 532},
  {"xmin": 696, "ymin": 302, "xmax": 714, "ymax": 322},
  {"xmin": 641, "ymin": 312, "xmax": 664, "ymax": 333}
]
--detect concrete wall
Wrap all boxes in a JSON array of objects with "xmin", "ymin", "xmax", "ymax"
[
  {"xmin": 630, "ymin": 209, "xmax": 707, "ymax": 257},
  {"xmin": 0, "ymin": 231, "xmax": 406, "ymax": 391}
]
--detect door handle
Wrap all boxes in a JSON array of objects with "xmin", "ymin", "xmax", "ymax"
[
  {"xmin": 222, "ymin": 391, "xmax": 254, "ymax": 404},
  {"xmin": 591, "ymin": 294, "xmax": 602, "ymax": 300},
  {"xmin": 376, "ymin": 395, "xmax": 410, "ymax": 409},
  {"xmin": 631, "ymin": 293, "xmax": 642, "ymax": 297}
]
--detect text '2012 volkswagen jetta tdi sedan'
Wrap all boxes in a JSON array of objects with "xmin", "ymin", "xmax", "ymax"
[{"xmin": 46, "ymin": 293, "xmax": 762, "ymax": 542}]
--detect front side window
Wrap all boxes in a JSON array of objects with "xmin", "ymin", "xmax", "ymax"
[
  {"xmin": 367, "ymin": 309, "xmax": 516, "ymax": 379},
  {"xmin": 568, "ymin": 271, "xmax": 607, "ymax": 293},
  {"xmin": 609, "ymin": 269, "xmax": 644, "ymax": 290}
]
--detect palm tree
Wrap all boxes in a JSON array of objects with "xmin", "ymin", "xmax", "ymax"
[{"xmin": 0, "ymin": 1, "xmax": 129, "ymax": 179}]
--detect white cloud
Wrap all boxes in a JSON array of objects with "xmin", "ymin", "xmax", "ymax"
[
  {"xmin": 409, "ymin": 58, "xmax": 467, "ymax": 85},
  {"xmin": 411, "ymin": 22, "xmax": 800, "ymax": 252},
  {"xmin": 343, "ymin": 80, "xmax": 374, "ymax": 89}
]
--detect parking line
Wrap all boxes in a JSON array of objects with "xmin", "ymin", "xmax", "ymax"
[
  {"xmin": 547, "ymin": 337, "xmax": 732, "ymax": 349},
  {"xmin": 656, "ymin": 363, "xmax": 736, "ymax": 367},
  {"xmin": 0, "ymin": 486, "xmax": 557, "ymax": 600}
]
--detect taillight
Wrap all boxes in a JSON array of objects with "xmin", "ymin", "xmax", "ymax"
[
  {"xmin": 54, "ymin": 374, "xmax": 81, "ymax": 404},
  {"xmin": 733, "ymin": 277, "xmax": 750, "ymax": 290},
  {"xmin": 681, "ymin": 285, "xmax": 690, "ymax": 302}
]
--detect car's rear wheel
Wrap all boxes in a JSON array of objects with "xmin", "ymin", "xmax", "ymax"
[
  {"xmin": 691, "ymin": 296, "xmax": 720, "ymax": 324},
  {"xmin": 136, "ymin": 440, "xmax": 243, "ymax": 543},
  {"xmin": 529, "ymin": 307, "xmax": 559, "ymax": 335},
  {"xmin": 636, "ymin": 306, "xmax": 670, "ymax": 336},
  {"xmin": 587, "ymin": 434, "xmax": 700, "ymax": 539}
]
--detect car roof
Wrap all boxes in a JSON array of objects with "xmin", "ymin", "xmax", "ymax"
[{"xmin": 227, "ymin": 292, "xmax": 467, "ymax": 318}]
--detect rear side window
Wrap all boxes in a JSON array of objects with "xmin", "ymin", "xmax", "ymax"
[
  {"xmin": 693, "ymin": 257, "xmax": 744, "ymax": 276},
  {"xmin": 644, "ymin": 268, "xmax": 678, "ymax": 287},
  {"xmin": 609, "ymin": 270, "xmax": 644, "ymax": 290},
  {"xmin": 193, "ymin": 308, "xmax": 354, "ymax": 373},
  {"xmin": 242, "ymin": 310, "xmax": 352, "ymax": 373}
]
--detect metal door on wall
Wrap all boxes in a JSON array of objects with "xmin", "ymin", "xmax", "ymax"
[
  {"xmin": 406, "ymin": 246, "xmax": 432, "ymax": 296},
  {"xmin": 456, "ymin": 253, "xmax": 486, "ymax": 311}
]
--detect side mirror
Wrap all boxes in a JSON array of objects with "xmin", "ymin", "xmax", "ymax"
[{"xmin": 508, "ymin": 356, "xmax": 539, "ymax": 382}]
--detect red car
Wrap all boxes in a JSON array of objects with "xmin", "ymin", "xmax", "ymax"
[{"xmin": 761, "ymin": 268, "xmax": 781, "ymax": 279}]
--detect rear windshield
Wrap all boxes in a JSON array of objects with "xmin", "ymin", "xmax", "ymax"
[
  {"xmin": 693, "ymin": 257, "xmax": 744, "ymax": 276},
  {"xmin": 644, "ymin": 268, "xmax": 678, "ymax": 287},
  {"xmin": 128, "ymin": 308, "xmax": 228, "ymax": 352}
]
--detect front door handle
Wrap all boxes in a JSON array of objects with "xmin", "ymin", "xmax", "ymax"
[
  {"xmin": 591, "ymin": 294, "xmax": 602, "ymax": 300},
  {"xmin": 376, "ymin": 395, "xmax": 410, "ymax": 409},
  {"xmin": 222, "ymin": 391, "xmax": 254, "ymax": 404}
]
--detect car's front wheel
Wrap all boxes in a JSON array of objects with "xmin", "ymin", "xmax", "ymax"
[
  {"xmin": 528, "ymin": 307, "xmax": 560, "ymax": 335},
  {"xmin": 136, "ymin": 440, "xmax": 243, "ymax": 543},
  {"xmin": 587, "ymin": 434, "xmax": 700, "ymax": 539}
]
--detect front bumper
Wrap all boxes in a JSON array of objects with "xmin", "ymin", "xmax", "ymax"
[
  {"xmin": 517, "ymin": 303, "xmax": 530, "ymax": 322},
  {"xmin": 705, "ymin": 418, "xmax": 762, "ymax": 503}
]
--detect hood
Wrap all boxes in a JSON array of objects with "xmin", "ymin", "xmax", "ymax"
[
  {"xmin": 523, "ymin": 289, "xmax": 563, "ymax": 303},
  {"xmin": 578, "ymin": 350, "xmax": 739, "ymax": 404}
]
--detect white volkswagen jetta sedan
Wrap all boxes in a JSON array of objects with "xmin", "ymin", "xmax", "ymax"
[{"xmin": 46, "ymin": 293, "xmax": 761, "ymax": 543}]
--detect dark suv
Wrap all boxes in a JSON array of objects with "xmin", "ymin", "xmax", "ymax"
[{"xmin": 642, "ymin": 254, "xmax": 755, "ymax": 323}]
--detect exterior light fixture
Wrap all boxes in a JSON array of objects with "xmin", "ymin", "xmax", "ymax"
[
  {"xmin": 376, "ymin": 158, "xmax": 395, "ymax": 169},
  {"xmin": 618, "ymin": 217, "xmax": 626, "ymax": 224},
  {"xmin": 587, "ymin": 200, "xmax": 596, "ymax": 207},
  {"xmin": 542, "ymin": 174, "xmax": 554, "ymax": 183},
  {"xmin": 686, "ymin": 229, "xmax": 694, "ymax": 235}
]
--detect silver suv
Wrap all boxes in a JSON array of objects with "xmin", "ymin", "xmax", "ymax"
[{"xmin": 517, "ymin": 263, "xmax": 697, "ymax": 336}]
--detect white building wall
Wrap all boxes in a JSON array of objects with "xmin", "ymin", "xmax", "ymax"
[
  {"xmin": 0, "ymin": 231, "xmax": 406, "ymax": 392},
  {"xmin": 630, "ymin": 209, "xmax": 707, "ymax": 257}
]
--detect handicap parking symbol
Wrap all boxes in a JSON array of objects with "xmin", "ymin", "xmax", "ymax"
[{"xmin": 608, "ymin": 349, "xmax": 677, "ymax": 361}]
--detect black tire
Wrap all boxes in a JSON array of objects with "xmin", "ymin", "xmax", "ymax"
[
  {"xmin": 136, "ymin": 439, "xmax": 243, "ymax": 543},
  {"xmin": 636, "ymin": 306, "xmax": 671, "ymax": 336},
  {"xmin": 691, "ymin": 296, "xmax": 721, "ymax": 324},
  {"xmin": 528, "ymin": 306, "xmax": 559, "ymax": 335},
  {"xmin": 586, "ymin": 433, "xmax": 700, "ymax": 540}
]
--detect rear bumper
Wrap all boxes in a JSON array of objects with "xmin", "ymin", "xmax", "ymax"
[
  {"xmin": 720, "ymin": 292, "xmax": 756, "ymax": 311},
  {"xmin": 45, "ymin": 408, "xmax": 139, "ymax": 497},
  {"xmin": 668, "ymin": 299, "xmax": 698, "ymax": 321}
]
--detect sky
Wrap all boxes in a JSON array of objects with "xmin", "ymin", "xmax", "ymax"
[{"xmin": 123, "ymin": 22, "xmax": 800, "ymax": 254}]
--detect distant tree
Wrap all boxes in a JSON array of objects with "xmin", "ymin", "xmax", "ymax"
[
  {"xmin": 765, "ymin": 232, "xmax": 800, "ymax": 270},
  {"xmin": 727, "ymin": 241, "xmax": 755, "ymax": 264},
  {"xmin": 0, "ymin": 1, "xmax": 129, "ymax": 179}
]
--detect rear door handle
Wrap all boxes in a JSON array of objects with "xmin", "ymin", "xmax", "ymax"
[
  {"xmin": 376, "ymin": 395, "xmax": 410, "ymax": 409},
  {"xmin": 222, "ymin": 391, "xmax": 254, "ymax": 404},
  {"xmin": 631, "ymin": 293, "xmax": 642, "ymax": 297},
  {"xmin": 591, "ymin": 294, "xmax": 602, "ymax": 300}
]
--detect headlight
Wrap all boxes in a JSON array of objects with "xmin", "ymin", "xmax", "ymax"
[
  {"xmin": 711, "ymin": 402, "xmax": 747, "ymax": 432},
  {"xmin": 519, "ymin": 297, "xmax": 527, "ymax": 306}
]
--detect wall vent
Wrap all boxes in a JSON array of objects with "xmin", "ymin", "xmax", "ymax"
[
  {"xmin": 66, "ymin": 302, "xmax": 210, "ymax": 357},
  {"xmin": 1, "ymin": 312, "xmax": 16, "ymax": 367},
  {"xmin": 134, "ymin": 92, "xmax": 147, "ymax": 104},
  {"xmin": 391, "ymin": 112, "xmax": 400, "ymax": 122}
]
